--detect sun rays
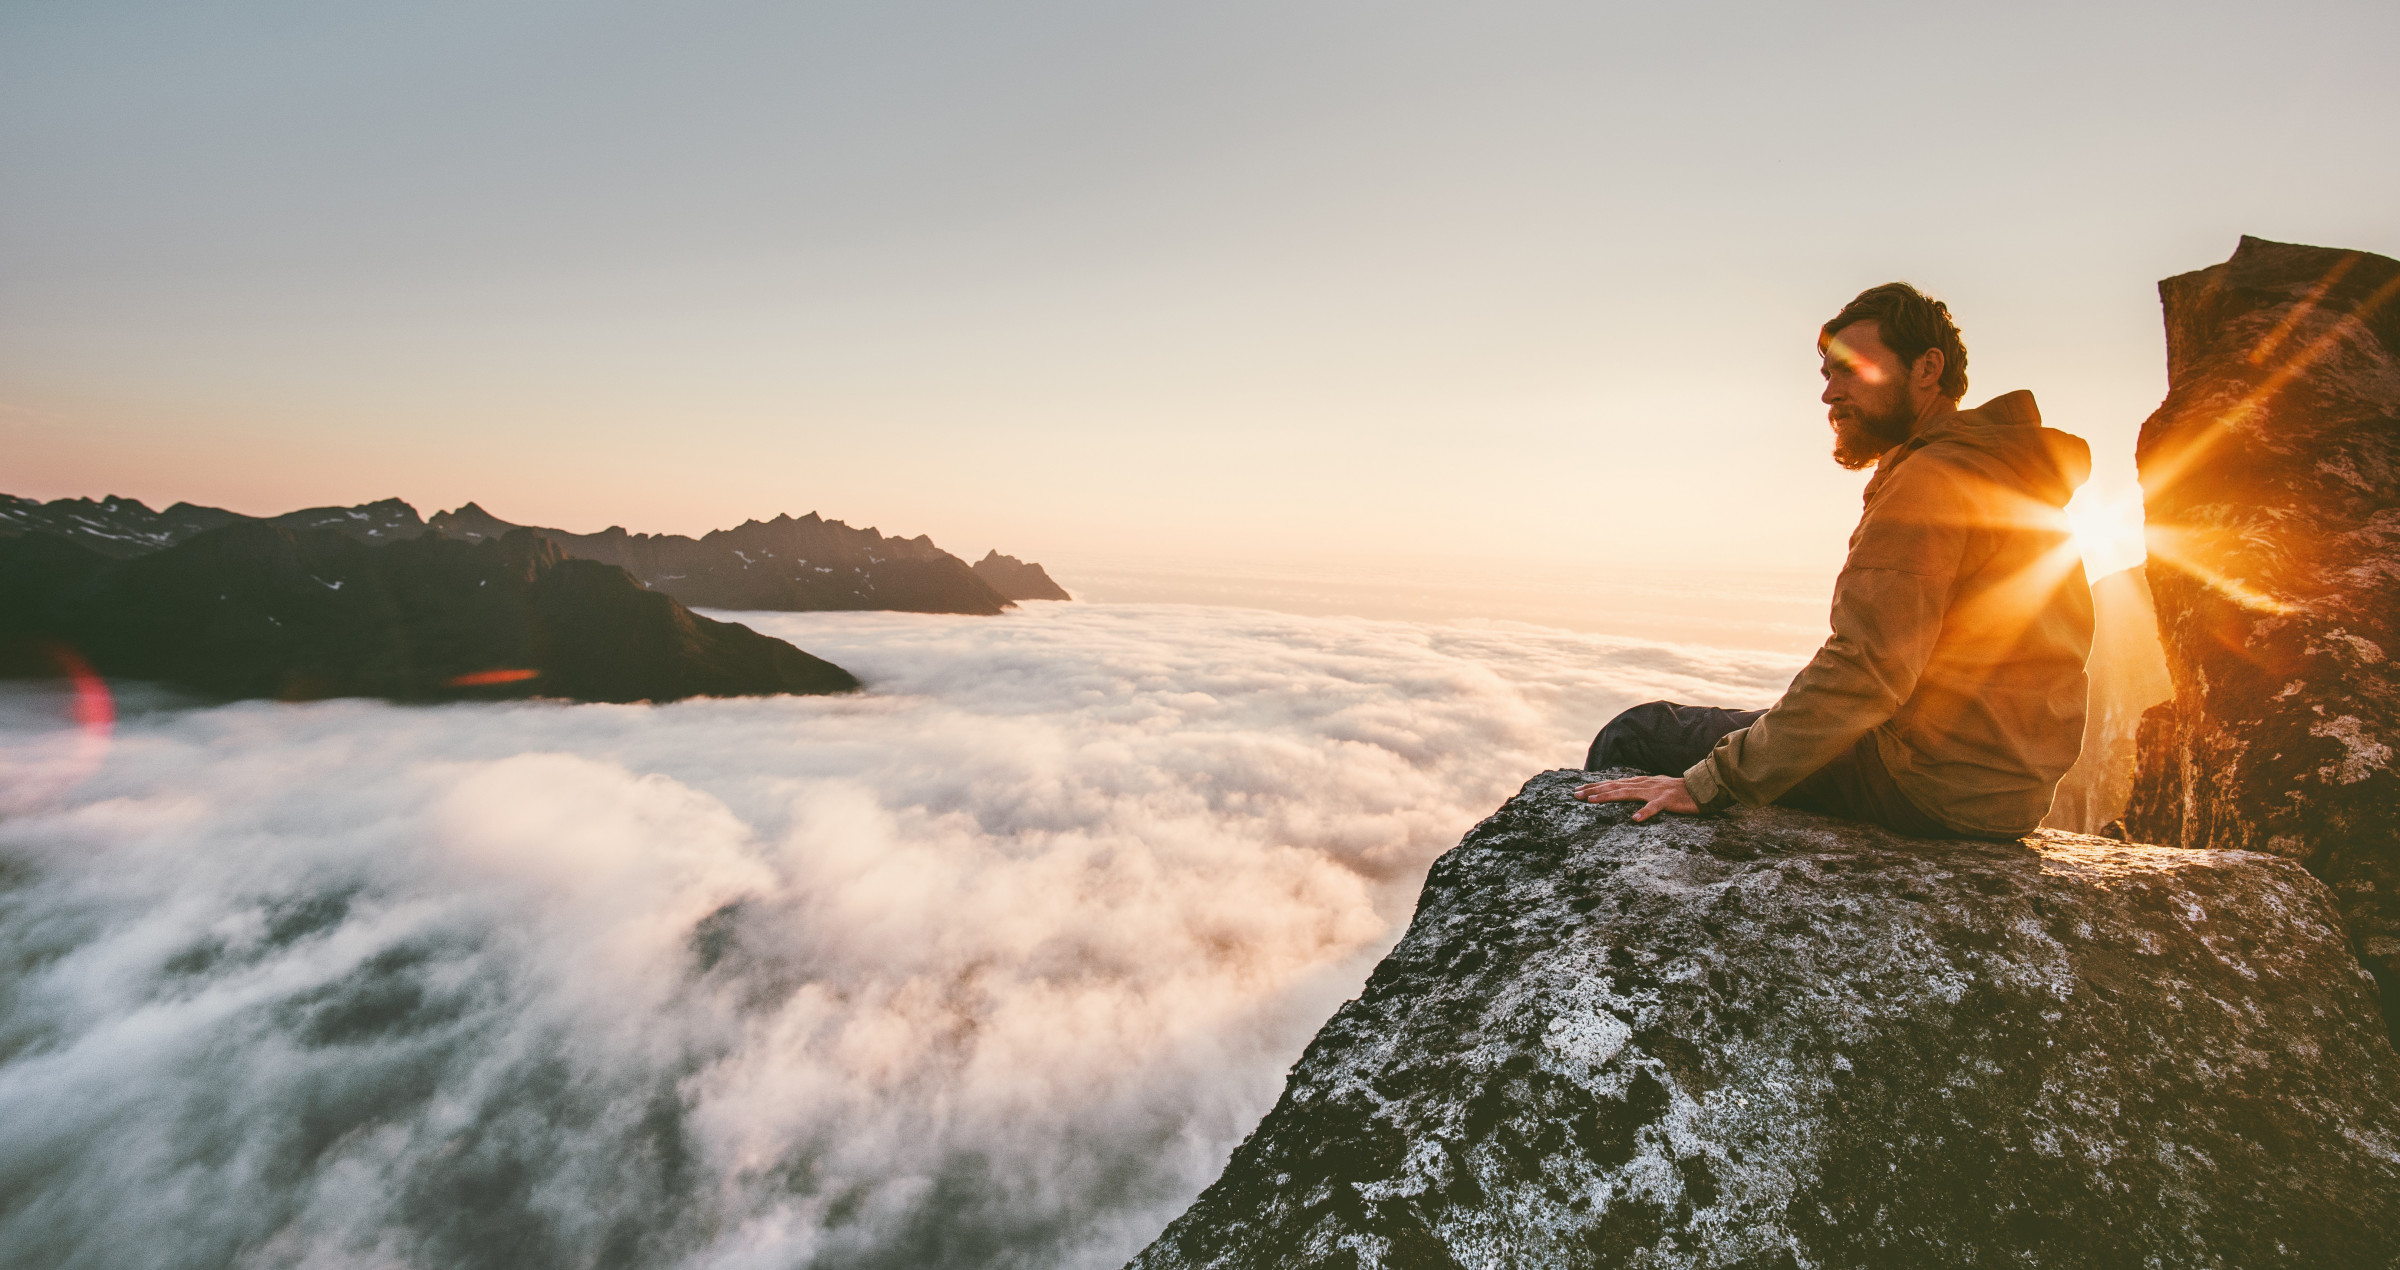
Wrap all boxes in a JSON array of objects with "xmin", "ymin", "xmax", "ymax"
[
  {"xmin": 2064, "ymin": 484, "xmax": 2149, "ymax": 578},
  {"xmin": 2133, "ymin": 254, "xmax": 2400, "ymax": 621}
]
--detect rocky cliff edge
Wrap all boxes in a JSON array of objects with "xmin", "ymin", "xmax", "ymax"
[
  {"xmin": 1130, "ymin": 769, "xmax": 2400, "ymax": 1270},
  {"xmin": 2123, "ymin": 236, "xmax": 2400, "ymax": 1043}
]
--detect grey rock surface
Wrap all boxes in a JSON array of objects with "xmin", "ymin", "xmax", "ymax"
[
  {"xmin": 1130, "ymin": 769, "xmax": 2400, "ymax": 1270},
  {"xmin": 2123, "ymin": 236, "xmax": 2400, "ymax": 1042}
]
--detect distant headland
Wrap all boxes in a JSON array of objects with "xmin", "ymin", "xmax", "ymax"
[{"xmin": 0, "ymin": 494, "xmax": 1071, "ymax": 705}]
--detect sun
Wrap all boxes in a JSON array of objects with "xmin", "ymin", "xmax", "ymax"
[{"xmin": 2063, "ymin": 485, "xmax": 2149, "ymax": 579}]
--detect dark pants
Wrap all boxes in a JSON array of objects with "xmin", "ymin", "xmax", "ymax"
[{"xmin": 1585, "ymin": 700, "xmax": 1953, "ymax": 839}]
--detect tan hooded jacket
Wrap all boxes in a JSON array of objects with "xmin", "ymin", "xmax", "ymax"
[{"xmin": 1683, "ymin": 390, "xmax": 2095, "ymax": 837}]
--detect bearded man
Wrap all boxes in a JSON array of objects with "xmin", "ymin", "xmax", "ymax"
[{"xmin": 1576, "ymin": 283, "xmax": 2095, "ymax": 839}]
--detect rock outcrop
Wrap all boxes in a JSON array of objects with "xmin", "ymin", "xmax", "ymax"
[
  {"xmin": 2122, "ymin": 237, "xmax": 2400, "ymax": 1042},
  {"xmin": 1130, "ymin": 770, "xmax": 2400, "ymax": 1269},
  {"xmin": 2041, "ymin": 566, "xmax": 2172, "ymax": 836},
  {"xmin": 428, "ymin": 503, "xmax": 1016, "ymax": 615},
  {"xmin": 0, "ymin": 523, "xmax": 859, "ymax": 703},
  {"xmin": 970, "ymin": 548, "xmax": 1073, "ymax": 601}
]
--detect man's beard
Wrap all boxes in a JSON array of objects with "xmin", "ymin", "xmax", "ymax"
[{"xmin": 1829, "ymin": 397, "xmax": 1913, "ymax": 471}]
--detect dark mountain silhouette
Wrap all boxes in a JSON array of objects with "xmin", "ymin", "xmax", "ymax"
[
  {"xmin": 0, "ymin": 493, "xmax": 1066, "ymax": 616},
  {"xmin": 0, "ymin": 493, "xmax": 431, "ymax": 557},
  {"xmin": 970, "ymin": 549, "xmax": 1072, "ymax": 601},
  {"xmin": 426, "ymin": 503, "xmax": 1016, "ymax": 615},
  {"xmin": 0, "ymin": 494, "xmax": 245, "ymax": 557},
  {"xmin": 265, "ymin": 497, "xmax": 429, "ymax": 544},
  {"xmin": 0, "ymin": 523, "xmax": 857, "ymax": 703}
]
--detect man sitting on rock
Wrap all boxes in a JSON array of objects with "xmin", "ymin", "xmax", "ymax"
[{"xmin": 1576, "ymin": 283, "xmax": 2095, "ymax": 839}]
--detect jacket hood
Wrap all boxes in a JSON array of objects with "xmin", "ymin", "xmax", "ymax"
[{"xmin": 1909, "ymin": 389, "xmax": 2091, "ymax": 508}]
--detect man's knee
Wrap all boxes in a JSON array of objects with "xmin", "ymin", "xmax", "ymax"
[{"xmin": 1585, "ymin": 700, "xmax": 1681, "ymax": 772}]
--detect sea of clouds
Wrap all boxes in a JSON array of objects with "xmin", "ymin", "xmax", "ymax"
[{"xmin": 0, "ymin": 603, "xmax": 1802, "ymax": 1269}]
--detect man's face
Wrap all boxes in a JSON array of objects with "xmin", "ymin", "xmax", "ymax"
[{"xmin": 1820, "ymin": 320, "xmax": 1914, "ymax": 471}]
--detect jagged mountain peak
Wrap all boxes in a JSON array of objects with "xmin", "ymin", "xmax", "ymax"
[{"xmin": 427, "ymin": 502, "xmax": 521, "ymax": 542}]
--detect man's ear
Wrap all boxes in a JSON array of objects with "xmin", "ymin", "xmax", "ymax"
[{"xmin": 1911, "ymin": 347, "xmax": 1946, "ymax": 392}]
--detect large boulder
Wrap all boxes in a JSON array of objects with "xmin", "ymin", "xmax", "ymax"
[
  {"xmin": 2123, "ymin": 236, "xmax": 2400, "ymax": 1041},
  {"xmin": 1129, "ymin": 770, "xmax": 2400, "ymax": 1269}
]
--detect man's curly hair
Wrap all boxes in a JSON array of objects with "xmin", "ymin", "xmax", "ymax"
[{"xmin": 1820, "ymin": 282, "xmax": 1969, "ymax": 402}]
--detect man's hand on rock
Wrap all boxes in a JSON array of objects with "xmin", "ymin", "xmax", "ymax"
[{"xmin": 1574, "ymin": 775, "xmax": 1699, "ymax": 823}]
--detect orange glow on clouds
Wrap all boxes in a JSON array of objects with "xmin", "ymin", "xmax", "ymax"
[{"xmin": 447, "ymin": 668, "xmax": 541, "ymax": 687}]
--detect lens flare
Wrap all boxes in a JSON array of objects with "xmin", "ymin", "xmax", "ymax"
[
  {"xmin": 2136, "ymin": 257, "xmax": 2398, "ymax": 622},
  {"xmin": 2140, "ymin": 266, "xmax": 2400, "ymax": 511},
  {"xmin": 0, "ymin": 643, "xmax": 115, "ymax": 814},
  {"xmin": 2246, "ymin": 254, "xmax": 2359, "ymax": 369},
  {"xmin": 2062, "ymin": 486, "xmax": 2149, "ymax": 578},
  {"xmin": 2141, "ymin": 522, "xmax": 2298, "ymax": 617},
  {"xmin": 1820, "ymin": 333, "xmax": 1889, "ymax": 384},
  {"xmin": 447, "ymin": 668, "xmax": 541, "ymax": 686}
]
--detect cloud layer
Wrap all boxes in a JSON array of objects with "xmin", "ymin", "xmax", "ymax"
[{"xmin": 0, "ymin": 603, "xmax": 1798, "ymax": 1269}]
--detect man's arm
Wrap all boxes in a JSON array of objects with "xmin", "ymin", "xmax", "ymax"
[
  {"xmin": 1573, "ymin": 572, "xmax": 1947, "ymax": 818},
  {"xmin": 1683, "ymin": 458, "xmax": 1972, "ymax": 810}
]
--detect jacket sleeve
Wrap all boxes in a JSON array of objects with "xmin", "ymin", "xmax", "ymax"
[{"xmin": 1684, "ymin": 457, "xmax": 1972, "ymax": 810}]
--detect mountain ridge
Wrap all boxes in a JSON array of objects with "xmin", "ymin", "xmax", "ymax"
[
  {"xmin": 426, "ymin": 502, "xmax": 1018, "ymax": 614},
  {"xmin": 0, "ymin": 522, "xmax": 858, "ymax": 703},
  {"xmin": 0, "ymin": 493, "xmax": 1069, "ymax": 616}
]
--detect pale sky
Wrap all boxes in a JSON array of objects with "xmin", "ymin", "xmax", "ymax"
[{"xmin": 5, "ymin": 1, "xmax": 2395, "ymax": 600}]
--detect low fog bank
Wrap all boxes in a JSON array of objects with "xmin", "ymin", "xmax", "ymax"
[
  {"xmin": 1060, "ymin": 558, "xmax": 1836, "ymax": 654},
  {"xmin": 0, "ymin": 604, "xmax": 1800, "ymax": 1269}
]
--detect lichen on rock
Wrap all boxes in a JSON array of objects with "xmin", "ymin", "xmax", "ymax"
[{"xmin": 1128, "ymin": 770, "xmax": 2400, "ymax": 1269}]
